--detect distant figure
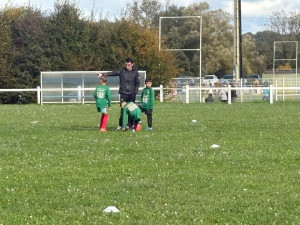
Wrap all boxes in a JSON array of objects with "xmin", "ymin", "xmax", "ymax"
[
  {"xmin": 205, "ymin": 93, "xmax": 214, "ymax": 103},
  {"xmin": 169, "ymin": 81, "xmax": 177, "ymax": 100},
  {"xmin": 230, "ymin": 83, "xmax": 237, "ymax": 102},
  {"xmin": 262, "ymin": 81, "xmax": 270, "ymax": 100},
  {"xmin": 253, "ymin": 79, "xmax": 259, "ymax": 87},
  {"xmin": 219, "ymin": 84, "xmax": 228, "ymax": 103}
]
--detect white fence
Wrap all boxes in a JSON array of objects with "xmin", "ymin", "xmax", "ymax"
[
  {"xmin": 1, "ymin": 85, "xmax": 300, "ymax": 104},
  {"xmin": 154, "ymin": 85, "xmax": 300, "ymax": 104},
  {"xmin": 0, "ymin": 87, "xmax": 41, "ymax": 104}
]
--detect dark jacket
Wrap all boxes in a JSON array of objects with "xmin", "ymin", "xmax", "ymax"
[{"xmin": 107, "ymin": 67, "xmax": 140, "ymax": 95}]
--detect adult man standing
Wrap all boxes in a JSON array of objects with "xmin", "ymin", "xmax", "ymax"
[{"xmin": 98, "ymin": 58, "xmax": 140, "ymax": 129}]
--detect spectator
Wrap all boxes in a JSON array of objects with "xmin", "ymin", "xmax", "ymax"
[
  {"xmin": 219, "ymin": 84, "xmax": 228, "ymax": 103},
  {"xmin": 98, "ymin": 58, "xmax": 140, "ymax": 130},
  {"xmin": 262, "ymin": 81, "xmax": 270, "ymax": 100},
  {"xmin": 169, "ymin": 81, "xmax": 177, "ymax": 100},
  {"xmin": 205, "ymin": 93, "xmax": 214, "ymax": 103},
  {"xmin": 230, "ymin": 83, "xmax": 237, "ymax": 102}
]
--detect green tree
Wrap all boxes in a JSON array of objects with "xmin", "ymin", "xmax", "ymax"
[
  {"xmin": 101, "ymin": 20, "xmax": 179, "ymax": 86},
  {"xmin": 0, "ymin": 6, "xmax": 43, "ymax": 103},
  {"xmin": 254, "ymin": 31, "xmax": 283, "ymax": 70},
  {"xmin": 44, "ymin": 0, "xmax": 107, "ymax": 71},
  {"xmin": 158, "ymin": 3, "xmax": 234, "ymax": 78},
  {"xmin": 0, "ymin": 11, "xmax": 13, "ymax": 89},
  {"xmin": 269, "ymin": 10, "xmax": 300, "ymax": 35},
  {"xmin": 125, "ymin": 0, "xmax": 162, "ymax": 28},
  {"xmin": 261, "ymin": 10, "xmax": 300, "ymax": 70},
  {"xmin": 242, "ymin": 34, "xmax": 266, "ymax": 75},
  {"xmin": 10, "ymin": 7, "xmax": 47, "ymax": 87},
  {"xmin": 200, "ymin": 8, "xmax": 233, "ymax": 77},
  {"xmin": 46, "ymin": 2, "xmax": 85, "ymax": 70},
  {"xmin": 134, "ymin": 25, "xmax": 179, "ymax": 85}
]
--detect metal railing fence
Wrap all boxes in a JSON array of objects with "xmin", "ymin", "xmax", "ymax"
[{"xmin": 1, "ymin": 85, "xmax": 300, "ymax": 104}]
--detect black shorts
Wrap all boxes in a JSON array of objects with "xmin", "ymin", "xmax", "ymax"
[{"xmin": 120, "ymin": 93, "xmax": 136, "ymax": 103}]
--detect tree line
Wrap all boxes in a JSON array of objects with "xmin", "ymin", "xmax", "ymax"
[{"xmin": 0, "ymin": 0, "xmax": 299, "ymax": 103}]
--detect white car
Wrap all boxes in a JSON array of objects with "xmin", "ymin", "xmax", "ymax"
[
  {"xmin": 175, "ymin": 77, "xmax": 195, "ymax": 87},
  {"xmin": 202, "ymin": 75, "xmax": 219, "ymax": 86}
]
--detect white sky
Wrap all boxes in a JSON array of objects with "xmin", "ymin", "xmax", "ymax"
[{"xmin": 0, "ymin": 0, "xmax": 299, "ymax": 18}]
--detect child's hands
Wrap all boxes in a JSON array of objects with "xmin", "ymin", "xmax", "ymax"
[{"xmin": 97, "ymin": 72, "xmax": 102, "ymax": 77}]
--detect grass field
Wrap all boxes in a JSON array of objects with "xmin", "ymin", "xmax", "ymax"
[{"xmin": 0, "ymin": 101, "xmax": 300, "ymax": 224}]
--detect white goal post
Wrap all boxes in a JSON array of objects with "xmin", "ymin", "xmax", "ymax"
[
  {"xmin": 273, "ymin": 41, "xmax": 298, "ymax": 90},
  {"xmin": 158, "ymin": 16, "xmax": 203, "ymax": 101}
]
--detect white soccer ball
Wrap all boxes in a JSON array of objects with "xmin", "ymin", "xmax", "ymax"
[
  {"xmin": 103, "ymin": 206, "xmax": 120, "ymax": 213},
  {"xmin": 210, "ymin": 144, "xmax": 220, "ymax": 148}
]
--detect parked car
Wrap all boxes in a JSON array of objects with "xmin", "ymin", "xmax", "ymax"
[
  {"xmin": 202, "ymin": 75, "xmax": 219, "ymax": 86},
  {"xmin": 220, "ymin": 74, "xmax": 234, "ymax": 84},
  {"xmin": 245, "ymin": 74, "xmax": 262, "ymax": 86},
  {"xmin": 175, "ymin": 77, "xmax": 195, "ymax": 87}
]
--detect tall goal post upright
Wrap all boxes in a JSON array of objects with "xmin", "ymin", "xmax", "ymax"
[
  {"xmin": 273, "ymin": 41, "xmax": 298, "ymax": 93},
  {"xmin": 159, "ymin": 16, "xmax": 203, "ymax": 102}
]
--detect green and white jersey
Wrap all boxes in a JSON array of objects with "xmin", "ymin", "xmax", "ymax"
[
  {"xmin": 93, "ymin": 85, "xmax": 111, "ymax": 109},
  {"xmin": 140, "ymin": 87, "xmax": 154, "ymax": 110},
  {"xmin": 122, "ymin": 102, "xmax": 141, "ymax": 128}
]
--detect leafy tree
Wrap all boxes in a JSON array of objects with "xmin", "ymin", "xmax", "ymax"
[
  {"xmin": 101, "ymin": 20, "xmax": 179, "ymax": 86},
  {"xmin": 260, "ymin": 10, "xmax": 300, "ymax": 71},
  {"xmin": 86, "ymin": 19, "xmax": 113, "ymax": 70},
  {"xmin": 153, "ymin": 4, "xmax": 184, "ymax": 27},
  {"xmin": 269, "ymin": 10, "xmax": 300, "ymax": 36},
  {"xmin": 0, "ymin": 6, "xmax": 43, "ymax": 103},
  {"xmin": 0, "ymin": 11, "xmax": 13, "ymax": 89},
  {"xmin": 124, "ymin": 0, "xmax": 161, "ymax": 28},
  {"xmin": 199, "ymin": 8, "xmax": 233, "ymax": 77},
  {"xmin": 253, "ymin": 31, "xmax": 282, "ymax": 70},
  {"xmin": 44, "ymin": 1, "xmax": 94, "ymax": 70},
  {"xmin": 134, "ymin": 25, "xmax": 179, "ymax": 86},
  {"xmin": 242, "ymin": 34, "xmax": 266, "ymax": 75},
  {"xmin": 10, "ymin": 7, "xmax": 47, "ymax": 87},
  {"xmin": 158, "ymin": 3, "xmax": 234, "ymax": 78}
]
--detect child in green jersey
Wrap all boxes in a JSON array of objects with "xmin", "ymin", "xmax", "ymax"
[
  {"xmin": 140, "ymin": 78, "xmax": 154, "ymax": 130},
  {"xmin": 94, "ymin": 75, "xmax": 111, "ymax": 132},
  {"xmin": 120, "ymin": 101, "xmax": 142, "ymax": 132}
]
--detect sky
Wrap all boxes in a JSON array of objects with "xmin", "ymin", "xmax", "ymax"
[{"xmin": 0, "ymin": 0, "xmax": 299, "ymax": 32}]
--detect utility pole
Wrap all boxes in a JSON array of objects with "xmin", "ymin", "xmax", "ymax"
[{"xmin": 234, "ymin": 0, "xmax": 242, "ymax": 79}]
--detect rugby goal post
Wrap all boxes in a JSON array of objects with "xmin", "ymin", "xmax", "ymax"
[
  {"xmin": 158, "ymin": 16, "xmax": 203, "ymax": 101},
  {"xmin": 273, "ymin": 41, "xmax": 298, "ymax": 91}
]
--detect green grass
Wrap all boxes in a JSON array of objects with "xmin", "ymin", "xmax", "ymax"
[{"xmin": 0, "ymin": 101, "xmax": 300, "ymax": 224}]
